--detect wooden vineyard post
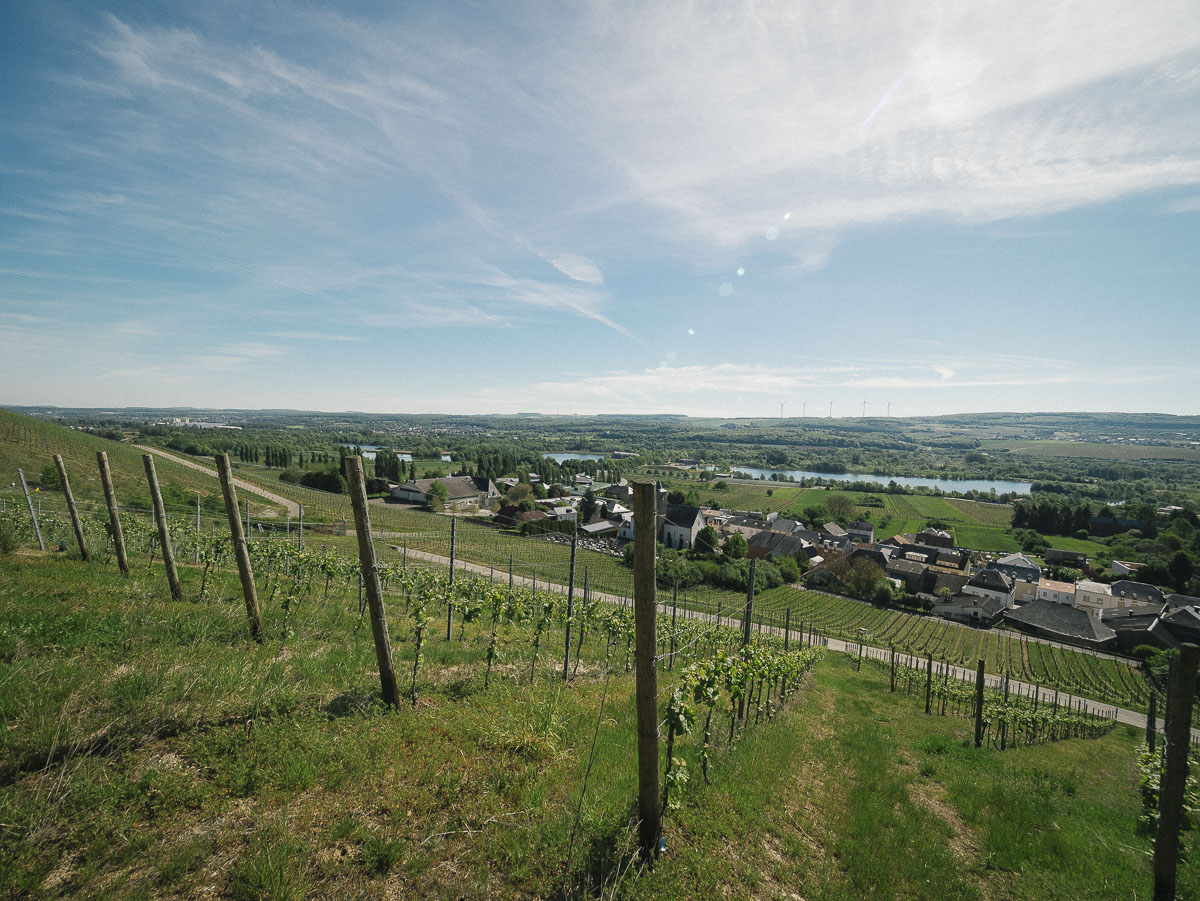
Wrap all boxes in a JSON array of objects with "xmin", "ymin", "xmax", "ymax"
[
  {"xmin": 1162, "ymin": 657, "xmax": 1176, "ymax": 760},
  {"xmin": 1000, "ymin": 673, "xmax": 1009, "ymax": 750},
  {"xmin": 215, "ymin": 454, "xmax": 263, "ymax": 642},
  {"xmin": 298, "ymin": 504, "xmax": 304, "ymax": 551},
  {"xmin": 925, "ymin": 653, "xmax": 933, "ymax": 714},
  {"xmin": 973, "ymin": 658, "xmax": 986, "ymax": 749},
  {"xmin": 668, "ymin": 583, "xmax": 678, "ymax": 671},
  {"xmin": 17, "ymin": 469, "xmax": 44, "ymax": 551},
  {"xmin": 1147, "ymin": 692, "xmax": 1157, "ymax": 755},
  {"xmin": 53, "ymin": 455, "xmax": 88, "ymax": 561},
  {"xmin": 890, "ymin": 645, "xmax": 896, "ymax": 692},
  {"xmin": 632, "ymin": 482, "xmax": 661, "ymax": 858},
  {"xmin": 143, "ymin": 455, "xmax": 182, "ymax": 601},
  {"xmin": 563, "ymin": 534, "xmax": 577, "ymax": 680},
  {"xmin": 784, "ymin": 608, "xmax": 790, "ymax": 651},
  {"xmin": 573, "ymin": 566, "xmax": 589, "ymax": 679},
  {"xmin": 97, "ymin": 452, "xmax": 129, "ymax": 575},
  {"xmin": 738, "ymin": 560, "xmax": 756, "ymax": 721},
  {"xmin": 346, "ymin": 456, "xmax": 401, "ymax": 710},
  {"xmin": 195, "ymin": 494, "xmax": 201, "ymax": 564},
  {"xmin": 446, "ymin": 517, "xmax": 457, "ymax": 640},
  {"xmin": 1154, "ymin": 643, "xmax": 1199, "ymax": 901}
]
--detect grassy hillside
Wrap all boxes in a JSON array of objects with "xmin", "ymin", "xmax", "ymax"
[
  {"xmin": 0, "ymin": 409, "xmax": 287, "ymax": 521},
  {"xmin": 0, "ymin": 549, "xmax": 1188, "ymax": 900}
]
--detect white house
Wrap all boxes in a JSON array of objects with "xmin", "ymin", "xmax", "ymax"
[
  {"xmin": 962, "ymin": 569, "xmax": 1016, "ymax": 609},
  {"xmin": 1037, "ymin": 578, "xmax": 1076, "ymax": 606},
  {"xmin": 661, "ymin": 506, "xmax": 706, "ymax": 550},
  {"xmin": 1074, "ymin": 580, "xmax": 1113, "ymax": 617}
]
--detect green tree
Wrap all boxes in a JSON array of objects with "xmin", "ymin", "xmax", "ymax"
[
  {"xmin": 427, "ymin": 480, "xmax": 449, "ymax": 513},
  {"xmin": 826, "ymin": 493, "xmax": 854, "ymax": 520},
  {"xmin": 694, "ymin": 525, "xmax": 719, "ymax": 556},
  {"xmin": 723, "ymin": 532, "xmax": 748, "ymax": 559},
  {"xmin": 580, "ymin": 488, "xmax": 599, "ymax": 523},
  {"xmin": 1168, "ymin": 550, "xmax": 1193, "ymax": 591},
  {"xmin": 38, "ymin": 461, "xmax": 61, "ymax": 490}
]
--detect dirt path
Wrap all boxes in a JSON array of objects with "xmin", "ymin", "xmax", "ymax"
[{"xmin": 134, "ymin": 445, "xmax": 301, "ymax": 517}]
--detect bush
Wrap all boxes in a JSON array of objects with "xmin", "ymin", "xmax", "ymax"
[
  {"xmin": 299, "ymin": 467, "xmax": 347, "ymax": 494},
  {"xmin": 0, "ymin": 508, "xmax": 29, "ymax": 554}
]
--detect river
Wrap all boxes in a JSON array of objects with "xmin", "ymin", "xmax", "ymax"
[{"xmin": 729, "ymin": 466, "xmax": 1031, "ymax": 495}]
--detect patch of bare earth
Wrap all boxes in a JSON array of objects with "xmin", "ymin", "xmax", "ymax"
[{"xmin": 905, "ymin": 776, "xmax": 1011, "ymax": 901}]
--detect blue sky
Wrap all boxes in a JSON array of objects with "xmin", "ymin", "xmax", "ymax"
[{"xmin": 2, "ymin": 1, "xmax": 1199, "ymax": 418}]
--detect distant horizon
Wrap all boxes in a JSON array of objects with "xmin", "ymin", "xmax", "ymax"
[{"xmin": 6, "ymin": 403, "xmax": 1200, "ymax": 423}]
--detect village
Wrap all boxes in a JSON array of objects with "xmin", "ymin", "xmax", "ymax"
[{"xmin": 383, "ymin": 468, "xmax": 1200, "ymax": 661}]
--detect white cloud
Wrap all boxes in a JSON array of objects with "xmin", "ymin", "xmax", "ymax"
[{"xmin": 547, "ymin": 254, "xmax": 605, "ymax": 285}]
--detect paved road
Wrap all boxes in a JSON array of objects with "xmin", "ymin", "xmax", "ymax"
[
  {"xmin": 134, "ymin": 446, "xmax": 301, "ymax": 517},
  {"xmin": 395, "ymin": 543, "xmax": 1200, "ymax": 742}
]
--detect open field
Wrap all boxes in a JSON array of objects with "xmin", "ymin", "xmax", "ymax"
[
  {"xmin": 0, "ymin": 551, "xmax": 1184, "ymax": 900},
  {"xmin": 983, "ymin": 439, "xmax": 1200, "ymax": 462}
]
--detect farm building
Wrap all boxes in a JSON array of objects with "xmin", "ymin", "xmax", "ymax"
[
  {"xmin": 1044, "ymin": 548, "xmax": 1087, "ymax": 567},
  {"xmin": 1001, "ymin": 600, "xmax": 1116, "ymax": 650},
  {"xmin": 931, "ymin": 593, "xmax": 1007, "ymax": 626},
  {"xmin": 389, "ymin": 476, "xmax": 500, "ymax": 510}
]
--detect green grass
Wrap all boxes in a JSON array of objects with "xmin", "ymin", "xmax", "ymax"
[
  {"xmin": 749, "ymin": 586, "xmax": 1150, "ymax": 711},
  {"xmin": 1, "ymin": 549, "xmax": 1180, "ymax": 900},
  {"xmin": 0, "ymin": 409, "xmax": 286, "ymax": 520}
]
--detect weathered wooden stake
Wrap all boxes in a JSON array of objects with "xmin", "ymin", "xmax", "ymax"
[
  {"xmin": 195, "ymin": 494, "xmax": 201, "ymax": 564},
  {"xmin": 632, "ymin": 482, "xmax": 661, "ymax": 858},
  {"xmin": 1154, "ymin": 643, "xmax": 1199, "ymax": 901},
  {"xmin": 563, "ymin": 533, "xmax": 577, "ymax": 680},
  {"xmin": 346, "ymin": 456, "xmax": 401, "ymax": 709},
  {"xmin": 974, "ymin": 658, "xmax": 986, "ymax": 749},
  {"xmin": 97, "ymin": 452, "xmax": 129, "ymax": 575},
  {"xmin": 142, "ymin": 455, "xmax": 182, "ymax": 600},
  {"xmin": 925, "ymin": 653, "xmax": 933, "ymax": 714},
  {"xmin": 53, "ymin": 455, "xmax": 88, "ymax": 561},
  {"xmin": 784, "ymin": 608, "xmax": 790, "ymax": 651},
  {"xmin": 17, "ymin": 469, "xmax": 44, "ymax": 551},
  {"xmin": 890, "ymin": 645, "xmax": 897, "ymax": 692},
  {"xmin": 298, "ymin": 504, "xmax": 304, "ymax": 551},
  {"xmin": 738, "ymin": 560, "xmax": 756, "ymax": 721},
  {"xmin": 215, "ymin": 454, "xmax": 263, "ymax": 642},
  {"xmin": 1147, "ymin": 691, "xmax": 1157, "ymax": 755},
  {"xmin": 669, "ymin": 582, "xmax": 678, "ymax": 671},
  {"xmin": 447, "ymin": 517, "xmax": 457, "ymax": 640}
]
